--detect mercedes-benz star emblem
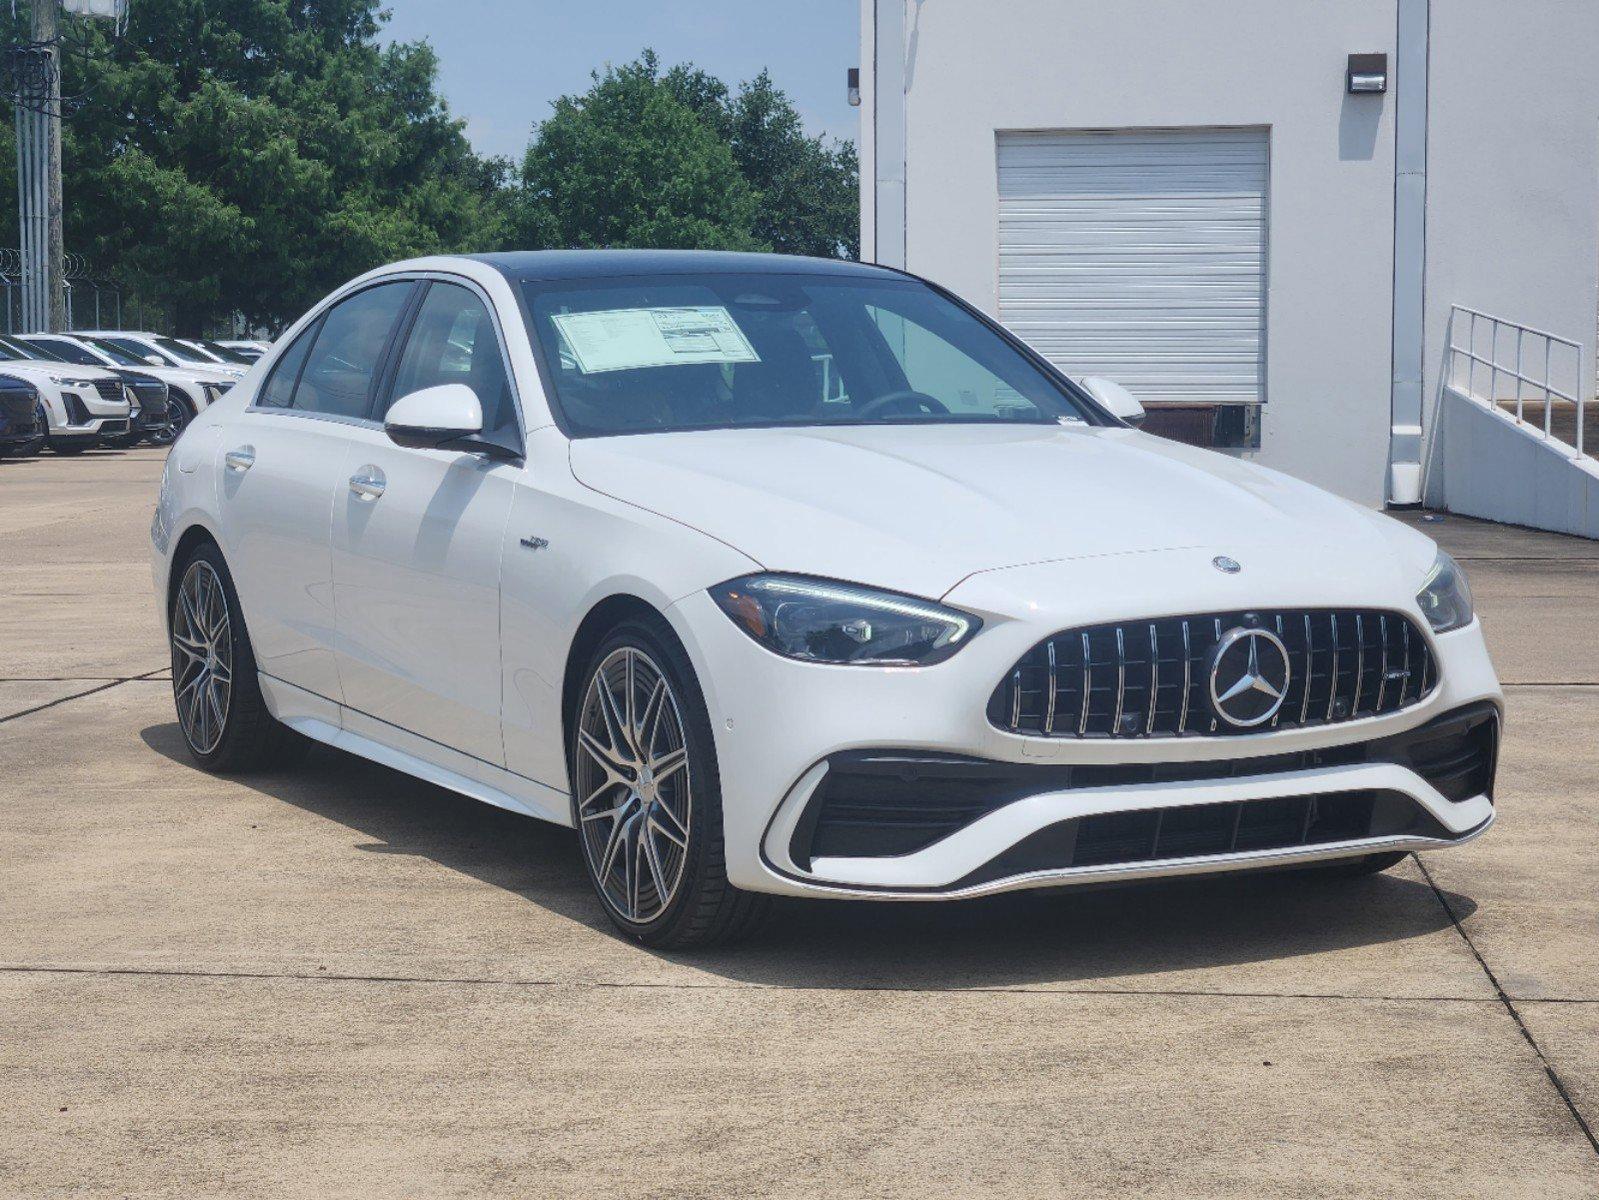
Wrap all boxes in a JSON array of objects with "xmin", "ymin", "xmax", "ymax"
[
  {"xmin": 1213, "ymin": 555, "xmax": 1242, "ymax": 574},
  {"xmin": 1207, "ymin": 626, "xmax": 1292, "ymax": 728}
]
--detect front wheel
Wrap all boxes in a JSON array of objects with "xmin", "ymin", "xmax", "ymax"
[
  {"xmin": 170, "ymin": 544, "xmax": 306, "ymax": 772},
  {"xmin": 571, "ymin": 617, "xmax": 768, "ymax": 948}
]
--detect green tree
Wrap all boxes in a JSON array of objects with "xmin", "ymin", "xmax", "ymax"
[
  {"xmin": 518, "ymin": 50, "xmax": 762, "ymax": 252},
  {"xmin": 15, "ymin": 0, "xmax": 512, "ymax": 332},
  {"xmin": 520, "ymin": 51, "xmax": 858, "ymax": 259}
]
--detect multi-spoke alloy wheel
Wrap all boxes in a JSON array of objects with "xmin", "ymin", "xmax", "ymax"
[
  {"xmin": 575, "ymin": 646, "xmax": 694, "ymax": 926},
  {"xmin": 171, "ymin": 559, "xmax": 234, "ymax": 756}
]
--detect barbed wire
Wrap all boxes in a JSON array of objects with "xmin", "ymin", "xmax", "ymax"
[{"xmin": 2, "ymin": 19, "xmax": 111, "ymax": 118}]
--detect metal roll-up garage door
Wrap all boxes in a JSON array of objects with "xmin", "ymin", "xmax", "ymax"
[{"xmin": 997, "ymin": 127, "xmax": 1269, "ymax": 406}]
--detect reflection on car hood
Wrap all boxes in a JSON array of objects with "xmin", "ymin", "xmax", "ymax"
[{"xmin": 568, "ymin": 423, "xmax": 1433, "ymax": 600}]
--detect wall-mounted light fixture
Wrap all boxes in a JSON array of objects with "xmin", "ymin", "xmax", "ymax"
[
  {"xmin": 847, "ymin": 67, "xmax": 861, "ymax": 107},
  {"xmin": 1347, "ymin": 53, "xmax": 1388, "ymax": 94}
]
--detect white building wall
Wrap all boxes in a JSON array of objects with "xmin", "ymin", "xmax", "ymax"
[
  {"xmin": 1423, "ymin": 0, "xmax": 1599, "ymax": 417},
  {"xmin": 863, "ymin": 0, "xmax": 1401, "ymax": 504}
]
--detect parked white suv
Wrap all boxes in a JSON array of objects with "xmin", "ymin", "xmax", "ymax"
[
  {"xmin": 0, "ymin": 337, "xmax": 130, "ymax": 453},
  {"xmin": 24, "ymin": 333, "xmax": 235, "ymax": 436},
  {"xmin": 74, "ymin": 330, "xmax": 249, "ymax": 380},
  {"xmin": 151, "ymin": 251, "xmax": 1502, "ymax": 947}
]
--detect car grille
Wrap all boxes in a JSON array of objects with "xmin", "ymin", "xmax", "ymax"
[
  {"xmin": 91, "ymin": 377, "xmax": 122, "ymax": 403},
  {"xmin": 957, "ymin": 789, "xmax": 1450, "ymax": 887},
  {"xmin": 794, "ymin": 705, "xmax": 1495, "ymax": 864},
  {"xmin": 990, "ymin": 608, "xmax": 1438, "ymax": 739}
]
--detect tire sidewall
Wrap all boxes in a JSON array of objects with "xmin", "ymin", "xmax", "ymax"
[
  {"xmin": 170, "ymin": 543, "xmax": 254, "ymax": 769},
  {"xmin": 570, "ymin": 616, "xmax": 725, "ymax": 943}
]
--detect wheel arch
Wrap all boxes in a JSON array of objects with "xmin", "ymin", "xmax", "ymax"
[
  {"xmin": 164, "ymin": 520, "xmax": 223, "ymax": 616},
  {"xmin": 560, "ymin": 592, "xmax": 667, "ymax": 761}
]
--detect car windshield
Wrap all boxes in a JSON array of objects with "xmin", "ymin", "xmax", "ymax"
[
  {"xmin": 89, "ymin": 336, "xmax": 161, "ymax": 366},
  {"xmin": 0, "ymin": 335, "xmax": 46, "ymax": 361},
  {"xmin": 150, "ymin": 335, "xmax": 215, "ymax": 364},
  {"xmin": 195, "ymin": 339, "xmax": 252, "ymax": 364},
  {"xmin": 519, "ymin": 272, "xmax": 1095, "ymax": 436},
  {"xmin": 20, "ymin": 336, "xmax": 95, "ymax": 365}
]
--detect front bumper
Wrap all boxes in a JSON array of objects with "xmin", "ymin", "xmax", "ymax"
[{"xmin": 667, "ymin": 583, "xmax": 1502, "ymax": 900}]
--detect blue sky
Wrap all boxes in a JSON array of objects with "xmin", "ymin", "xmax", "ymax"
[{"xmin": 378, "ymin": 0, "xmax": 861, "ymax": 164}]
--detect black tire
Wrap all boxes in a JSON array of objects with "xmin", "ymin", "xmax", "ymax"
[
  {"xmin": 169, "ymin": 540, "xmax": 308, "ymax": 773},
  {"xmin": 165, "ymin": 394, "xmax": 195, "ymax": 441},
  {"xmin": 1303, "ymin": 850, "xmax": 1410, "ymax": 879},
  {"xmin": 570, "ymin": 614, "xmax": 769, "ymax": 949}
]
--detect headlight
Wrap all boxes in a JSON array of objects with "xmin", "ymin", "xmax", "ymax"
[
  {"xmin": 47, "ymin": 374, "xmax": 99, "ymax": 387},
  {"xmin": 709, "ymin": 574, "xmax": 981, "ymax": 666},
  {"xmin": 1416, "ymin": 550, "xmax": 1474, "ymax": 632}
]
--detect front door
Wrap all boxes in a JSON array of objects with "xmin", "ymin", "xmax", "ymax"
[{"xmin": 330, "ymin": 279, "xmax": 522, "ymax": 766}]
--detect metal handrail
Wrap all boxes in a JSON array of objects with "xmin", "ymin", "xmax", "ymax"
[{"xmin": 1447, "ymin": 304, "xmax": 1587, "ymax": 459}]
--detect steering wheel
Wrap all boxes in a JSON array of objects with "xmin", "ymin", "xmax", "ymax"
[{"xmin": 853, "ymin": 389, "xmax": 951, "ymax": 420}]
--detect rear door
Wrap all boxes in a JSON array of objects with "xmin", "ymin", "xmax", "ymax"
[
  {"xmin": 330, "ymin": 278, "xmax": 522, "ymax": 765},
  {"xmin": 216, "ymin": 280, "xmax": 416, "ymax": 703}
]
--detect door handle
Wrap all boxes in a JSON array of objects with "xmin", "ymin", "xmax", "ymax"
[
  {"xmin": 224, "ymin": 447, "xmax": 255, "ymax": 473},
  {"xmin": 348, "ymin": 467, "xmax": 386, "ymax": 501}
]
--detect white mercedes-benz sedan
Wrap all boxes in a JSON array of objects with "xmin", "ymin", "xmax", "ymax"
[{"xmin": 151, "ymin": 250, "xmax": 1501, "ymax": 946}]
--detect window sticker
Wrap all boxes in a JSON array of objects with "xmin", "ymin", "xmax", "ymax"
[{"xmin": 550, "ymin": 306, "xmax": 761, "ymax": 374}]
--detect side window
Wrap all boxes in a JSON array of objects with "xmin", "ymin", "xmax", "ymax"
[
  {"xmin": 255, "ymin": 321, "xmax": 317, "ymax": 409},
  {"xmin": 384, "ymin": 282, "xmax": 516, "ymax": 436},
  {"xmin": 293, "ymin": 282, "xmax": 413, "ymax": 419}
]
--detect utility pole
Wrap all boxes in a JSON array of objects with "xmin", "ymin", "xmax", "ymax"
[{"xmin": 16, "ymin": 0, "xmax": 66, "ymax": 331}]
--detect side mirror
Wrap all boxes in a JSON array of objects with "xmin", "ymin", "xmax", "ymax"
[
  {"xmin": 384, "ymin": 382, "xmax": 484, "ymax": 451},
  {"xmin": 1079, "ymin": 376, "xmax": 1146, "ymax": 427},
  {"xmin": 144, "ymin": 355, "xmax": 164, "ymax": 366}
]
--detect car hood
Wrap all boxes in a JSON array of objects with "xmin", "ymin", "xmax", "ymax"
[
  {"xmin": 136, "ymin": 364, "xmax": 236, "ymax": 387},
  {"xmin": 0, "ymin": 360, "xmax": 119, "ymax": 386},
  {"xmin": 567, "ymin": 423, "xmax": 1434, "ymax": 600}
]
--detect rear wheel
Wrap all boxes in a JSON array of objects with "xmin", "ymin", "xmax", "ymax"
[
  {"xmin": 571, "ymin": 617, "xmax": 768, "ymax": 948},
  {"xmin": 170, "ymin": 543, "xmax": 306, "ymax": 773}
]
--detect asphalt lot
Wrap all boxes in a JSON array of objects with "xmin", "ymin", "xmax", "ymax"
[{"xmin": 2, "ymin": 445, "xmax": 1597, "ymax": 1197}]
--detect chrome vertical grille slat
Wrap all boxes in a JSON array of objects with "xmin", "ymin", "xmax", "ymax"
[
  {"xmin": 1145, "ymin": 623, "xmax": 1160, "ymax": 736},
  {"xmin": 1043, "ymin": 640, "xmax": 1058, "ymax": 735},
  {"xmin": 1326, "ymin": 614, "xmax": 1341, "ymax": 722},
  {"xmin": 1376, "ymin": 615, "xmax": 1390, "ymax": 711},
  {"xmin": 1178, "ymin": 620, "xmax": 1192, "ymax": 735},
  {"xmin": 1299, "ymin": 614, "xmax": 1314, "ymax": 726},
  {"xmin": 1078, "ymin": 632, "xmax": 1091, "ymax": 736},
  {"xmin": 1352, "ymin": 615, "xmax": 1366, "ymax": 715},
  {"xmin": 990, "ymin": 607, "xmax": 1437, "ymax": 740},
  {"xmin": 1111, "ymin": 627, "xmax": 1127, "ymax": 735}
]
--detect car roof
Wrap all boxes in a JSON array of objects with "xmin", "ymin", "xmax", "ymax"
[{"xmin": 463, "ymin": 249, "xmax": 902, "ymax": 284}]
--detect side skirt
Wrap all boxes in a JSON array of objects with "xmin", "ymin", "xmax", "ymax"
[{"xmin": 257, "ymin": 671, "xmax": 573, "ymax": 827}]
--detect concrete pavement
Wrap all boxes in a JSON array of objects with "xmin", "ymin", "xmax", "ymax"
[{"xmin": 1, "ymin": 448, "xmax": 1596, "ymax": 1196}]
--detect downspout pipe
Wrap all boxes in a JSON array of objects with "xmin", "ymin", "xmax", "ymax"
[{"xmin": 1389, "ymin": 0, "xmax": 1429, "ymax": 503}]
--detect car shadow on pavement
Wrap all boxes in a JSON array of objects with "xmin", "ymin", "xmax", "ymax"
[{"xmin": 142, "ymin": 722, "xmax": 1478, "ymax": 990}]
